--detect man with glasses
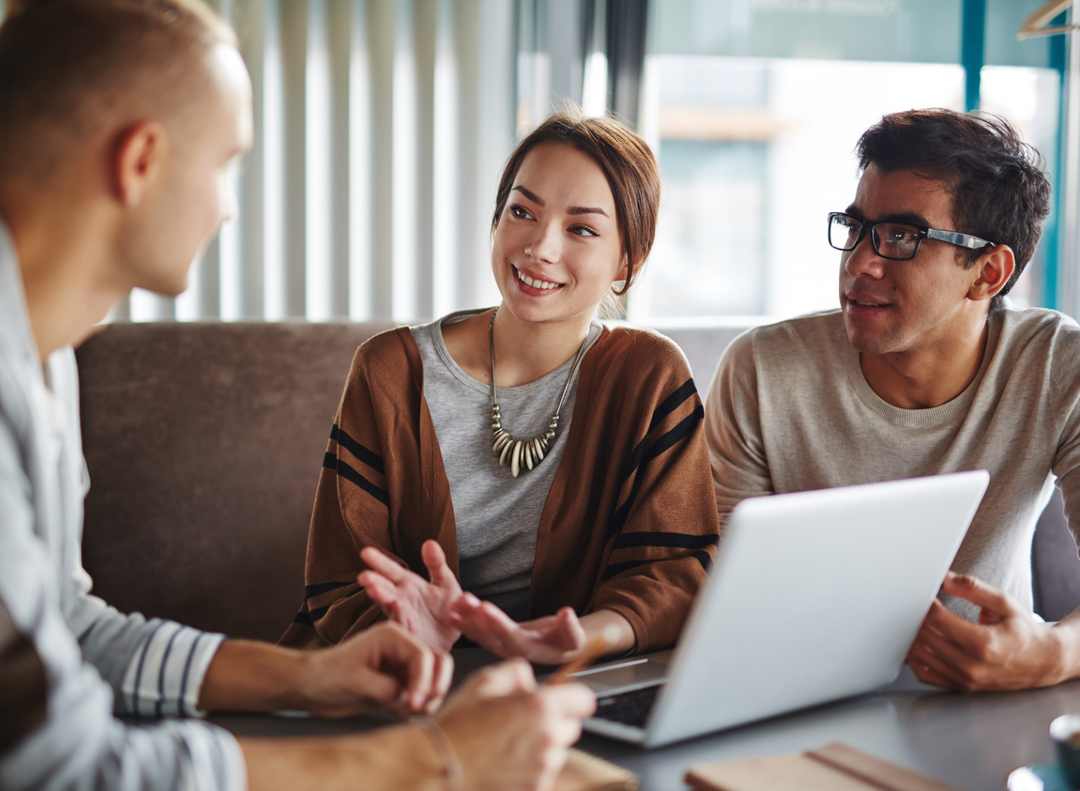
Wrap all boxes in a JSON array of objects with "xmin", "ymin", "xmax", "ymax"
[{"xmin": 705, "ymin": 108, "xmax": 1080, "ymax": 692}]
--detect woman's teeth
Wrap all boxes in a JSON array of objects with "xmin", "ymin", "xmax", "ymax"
[{"xmin": 517, "ymin": 269, "xmax": 560, "ymax": 290}]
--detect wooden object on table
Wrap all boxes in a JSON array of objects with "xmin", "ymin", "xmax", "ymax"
[
  {"xmin": 685, "ymin": 741, "xmax": 962, "ymax": 791},
  {"xmin": 557, "ymin": 747, "xmax": 638, "ymax": 791}
]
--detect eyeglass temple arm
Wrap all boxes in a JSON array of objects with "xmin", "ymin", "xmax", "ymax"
[{"xmin": 926, "ymin": 228, "xmax": 992, "ymax": 249}]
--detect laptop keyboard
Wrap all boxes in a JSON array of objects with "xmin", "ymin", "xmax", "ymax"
[{"xmin": 593, "ymin": 684, "xmax": 661, "ymax": 728}]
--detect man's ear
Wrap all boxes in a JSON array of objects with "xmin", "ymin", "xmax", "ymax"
[
  {"xmin": 112, "ymin": 121, "xmax": 167, "ymax": 207},
  {"xmin": 968, "ymin": 245, "xmax": 1016, "ymax": 302}
]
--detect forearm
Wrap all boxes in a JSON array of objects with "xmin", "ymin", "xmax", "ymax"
[
  {"xmin": 240, "ymin": 724, "xmax": 444, "ymax": 791},
  {"xmin": 198, "ymin": 639, "xmax": 313, "ymax": 712},
  {"xmin": 580, "ymin": 610, "xmax": 635, "ymax": 658}
]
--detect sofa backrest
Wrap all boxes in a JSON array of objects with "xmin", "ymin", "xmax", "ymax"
[{"xmin": 77, "ymin": 321, "xmax": 393, "ymax": 643}]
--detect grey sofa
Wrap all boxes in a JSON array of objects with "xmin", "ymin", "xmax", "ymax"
[{"xmin": 74, "ymin": 320, "xmax": 1080, "ymax": 645}]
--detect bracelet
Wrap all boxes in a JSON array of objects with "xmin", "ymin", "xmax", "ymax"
[{"xmin": 415, "ymin": 716, "xmax": 464, "ymax": 791}]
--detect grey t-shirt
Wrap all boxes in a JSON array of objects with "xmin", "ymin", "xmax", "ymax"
[
  {"xmin": 411, "ymin": 310, "xmax": 602, "ymax": 621},
  {"xmin": 705, "ymin": 308, "xmax": 1080, "ymax": 622}
]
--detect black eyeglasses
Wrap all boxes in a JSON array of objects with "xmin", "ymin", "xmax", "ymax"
[{"xmin": 827, "ymin": 212, "xmax": 994, "ymax": 261}]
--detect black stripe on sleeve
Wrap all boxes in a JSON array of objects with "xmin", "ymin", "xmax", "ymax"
[
  {"xmin": 600, "ymin": 546, "xmax": 716, "ymax": 581},
  {"xmin": 179, "ymin": 631, "xmax": 205, "ymax": 717},
  {"xmin": 293, "ymin": 586, "xmax": 365, "ymax": 626},
  {"xmin": 132, "ymin": 622, "xmax": 167, "ymax": 718},
  {"xmin": 614, "ymin": 385, "xmax": 701, "ymax": 502},
  {"xmin": 330, "ymin": 425, "xmax": 385, "ymax": 474},
  {"xmin": 324, "ymin": 453, "xmax": 390, "ymax": 506},
  {"xmin": 613, "ymin": 533, "xmax": 719, "ymax": 551},
  {"xmin": 154, "ymin": 627, "xmax": 182, "ymax": 719},
  {"xmin": 606, "ymin": 405, "xmax": 705, "ymax": 541},
  {"xmin": 601, "ymin": 559, "xmax": 652, "ymax": 581},
  {"xmin": 641, "ymin": 404, "xmax": 704, "ymax": 467},
  {"xmin": 648, "ymin": 378, "xmax": 697, "ymax": 433},
  {"xmin": 305, "ymin": 581, "xmax": 356, "ymax": 599}
]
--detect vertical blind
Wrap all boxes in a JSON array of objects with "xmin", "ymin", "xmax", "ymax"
[{"xmin": 118, "ymin": 0, "xmax": 519, "ymax": 323}]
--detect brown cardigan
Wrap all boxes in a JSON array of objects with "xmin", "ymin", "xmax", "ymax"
[{"xmin": 279, "ymin": 324, "xmax": 720, "ymax": 652}]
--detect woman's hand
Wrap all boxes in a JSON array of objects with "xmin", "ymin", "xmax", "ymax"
[
  {"xmin": 358, "ymin": 540, "xmax": 463, "ymax": 652},
  {"xmin": 449, "ymin": 593, "xmax": 588, "ymax": 664}
]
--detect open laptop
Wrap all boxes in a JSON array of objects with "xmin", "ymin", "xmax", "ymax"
[{"xmin": 574, "ymin": 471, "xmax": 989, "ymax": 748}]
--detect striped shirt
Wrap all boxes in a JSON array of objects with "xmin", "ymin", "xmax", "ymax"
[{"xmin": 0, "ymin": 223, "xmax": 246, "ymax": 791}]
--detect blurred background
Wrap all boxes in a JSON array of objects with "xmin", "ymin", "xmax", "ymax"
[{"xmin": 4, "ymin": 0, "xmax": 1070, "ymax": 326}]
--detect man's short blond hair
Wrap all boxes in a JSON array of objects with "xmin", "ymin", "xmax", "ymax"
[{"xmin": 0, "ymin": 0, "xmax": 238, "ymax": 180}]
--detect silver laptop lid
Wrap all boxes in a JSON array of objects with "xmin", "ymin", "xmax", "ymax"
[{"xmin": 583, "ymin": 471, "xmax": 989, "ymax": 748}]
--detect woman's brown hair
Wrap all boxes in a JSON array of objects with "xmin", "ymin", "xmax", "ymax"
[{"xmin": 492, "ymin": 109, "xmax": 660, "ymax": 295}]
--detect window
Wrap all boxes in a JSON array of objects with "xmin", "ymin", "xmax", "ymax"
[{"xmin": 634, "ymin": 0, "xmax": 1066, "ymax": 322}]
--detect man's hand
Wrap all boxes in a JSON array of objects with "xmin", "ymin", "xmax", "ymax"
[
  {"xmin": 436, "ymin": 659, "xmax": 597, "ymax": 791},
  {"xmin": 358, "ymin": 540, "xmax": 463, "ymax": 652},
  {"xmin": 297, "ymin": 621, "xmax": 453, "ymax": 717},
  {"xmin": 198, "ymin": 621, "xmax": 451, "ymax": 717},
  {"xmin": 241, "ymin": 659, "xmax": 596, "ymax": 791},
  {"xmin": 449, "ymin": 594, "xmax": 587, "ymax": 664},
  {"xmin": 907, "ymin": 571, "xmax": 1074, "ymax": 692}
]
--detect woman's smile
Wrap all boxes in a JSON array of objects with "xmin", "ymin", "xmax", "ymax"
[{"xmin": 513, "ymin": 265, "xmax": 564, "ymax": 294}]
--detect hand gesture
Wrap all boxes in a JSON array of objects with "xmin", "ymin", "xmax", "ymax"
[
  {"xmin": 449, "ymin": 593, "xmax": 587, "ymax": 665},
  {"xmin": 358, "ymin": 540, "xmax": 463, "ymax": 652},
  {"xmin": 436, "ymin": 660, "xmax": 596, "ymax": 791},
  {"xmin": 299, "ymin": 621, "xmax": 453, "ymax": 718},
  {"xmin": 907, "ymin": 571, "xmax": 1068, "ymax": 691}
]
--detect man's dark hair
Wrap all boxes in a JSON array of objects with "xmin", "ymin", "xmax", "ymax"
[{"xmin": 857, "ymin": 109, "xmax": 1051, "ymax": 313}]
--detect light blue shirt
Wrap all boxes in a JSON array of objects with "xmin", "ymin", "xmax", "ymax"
[{"xmin": 0, "ymin": 222, "xmax": 246, "ymax": 791}]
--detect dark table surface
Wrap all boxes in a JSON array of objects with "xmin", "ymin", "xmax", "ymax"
[{"xmin": 208, "ymin": 649, "xmax": 1080, "ymax": 790}]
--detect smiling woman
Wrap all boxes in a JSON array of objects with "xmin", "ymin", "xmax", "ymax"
[{"xmin": 280, "ymin": 110, "xmax": 721, "ymax": 666}]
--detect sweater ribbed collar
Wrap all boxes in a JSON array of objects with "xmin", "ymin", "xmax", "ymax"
[{"xmin": 843, "ymin": 311, "xmax": 1003, "ymax": 426}]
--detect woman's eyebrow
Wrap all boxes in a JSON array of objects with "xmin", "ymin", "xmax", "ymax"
[
  {"xmin": 568, "ymin": 206, "xmax": 609, "ymax": 217},
  {"xmin": 513, "ymin": 185, "xmax": 543, "ymax": 205},
  {"xmin": 512, "ymin": 185, "xmax": 610, "ymax": 218}
]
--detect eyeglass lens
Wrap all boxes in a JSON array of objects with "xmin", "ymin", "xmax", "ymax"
[{"xmin": 829, "ymin": 215, "xmax": 920, "ymax": 260}]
